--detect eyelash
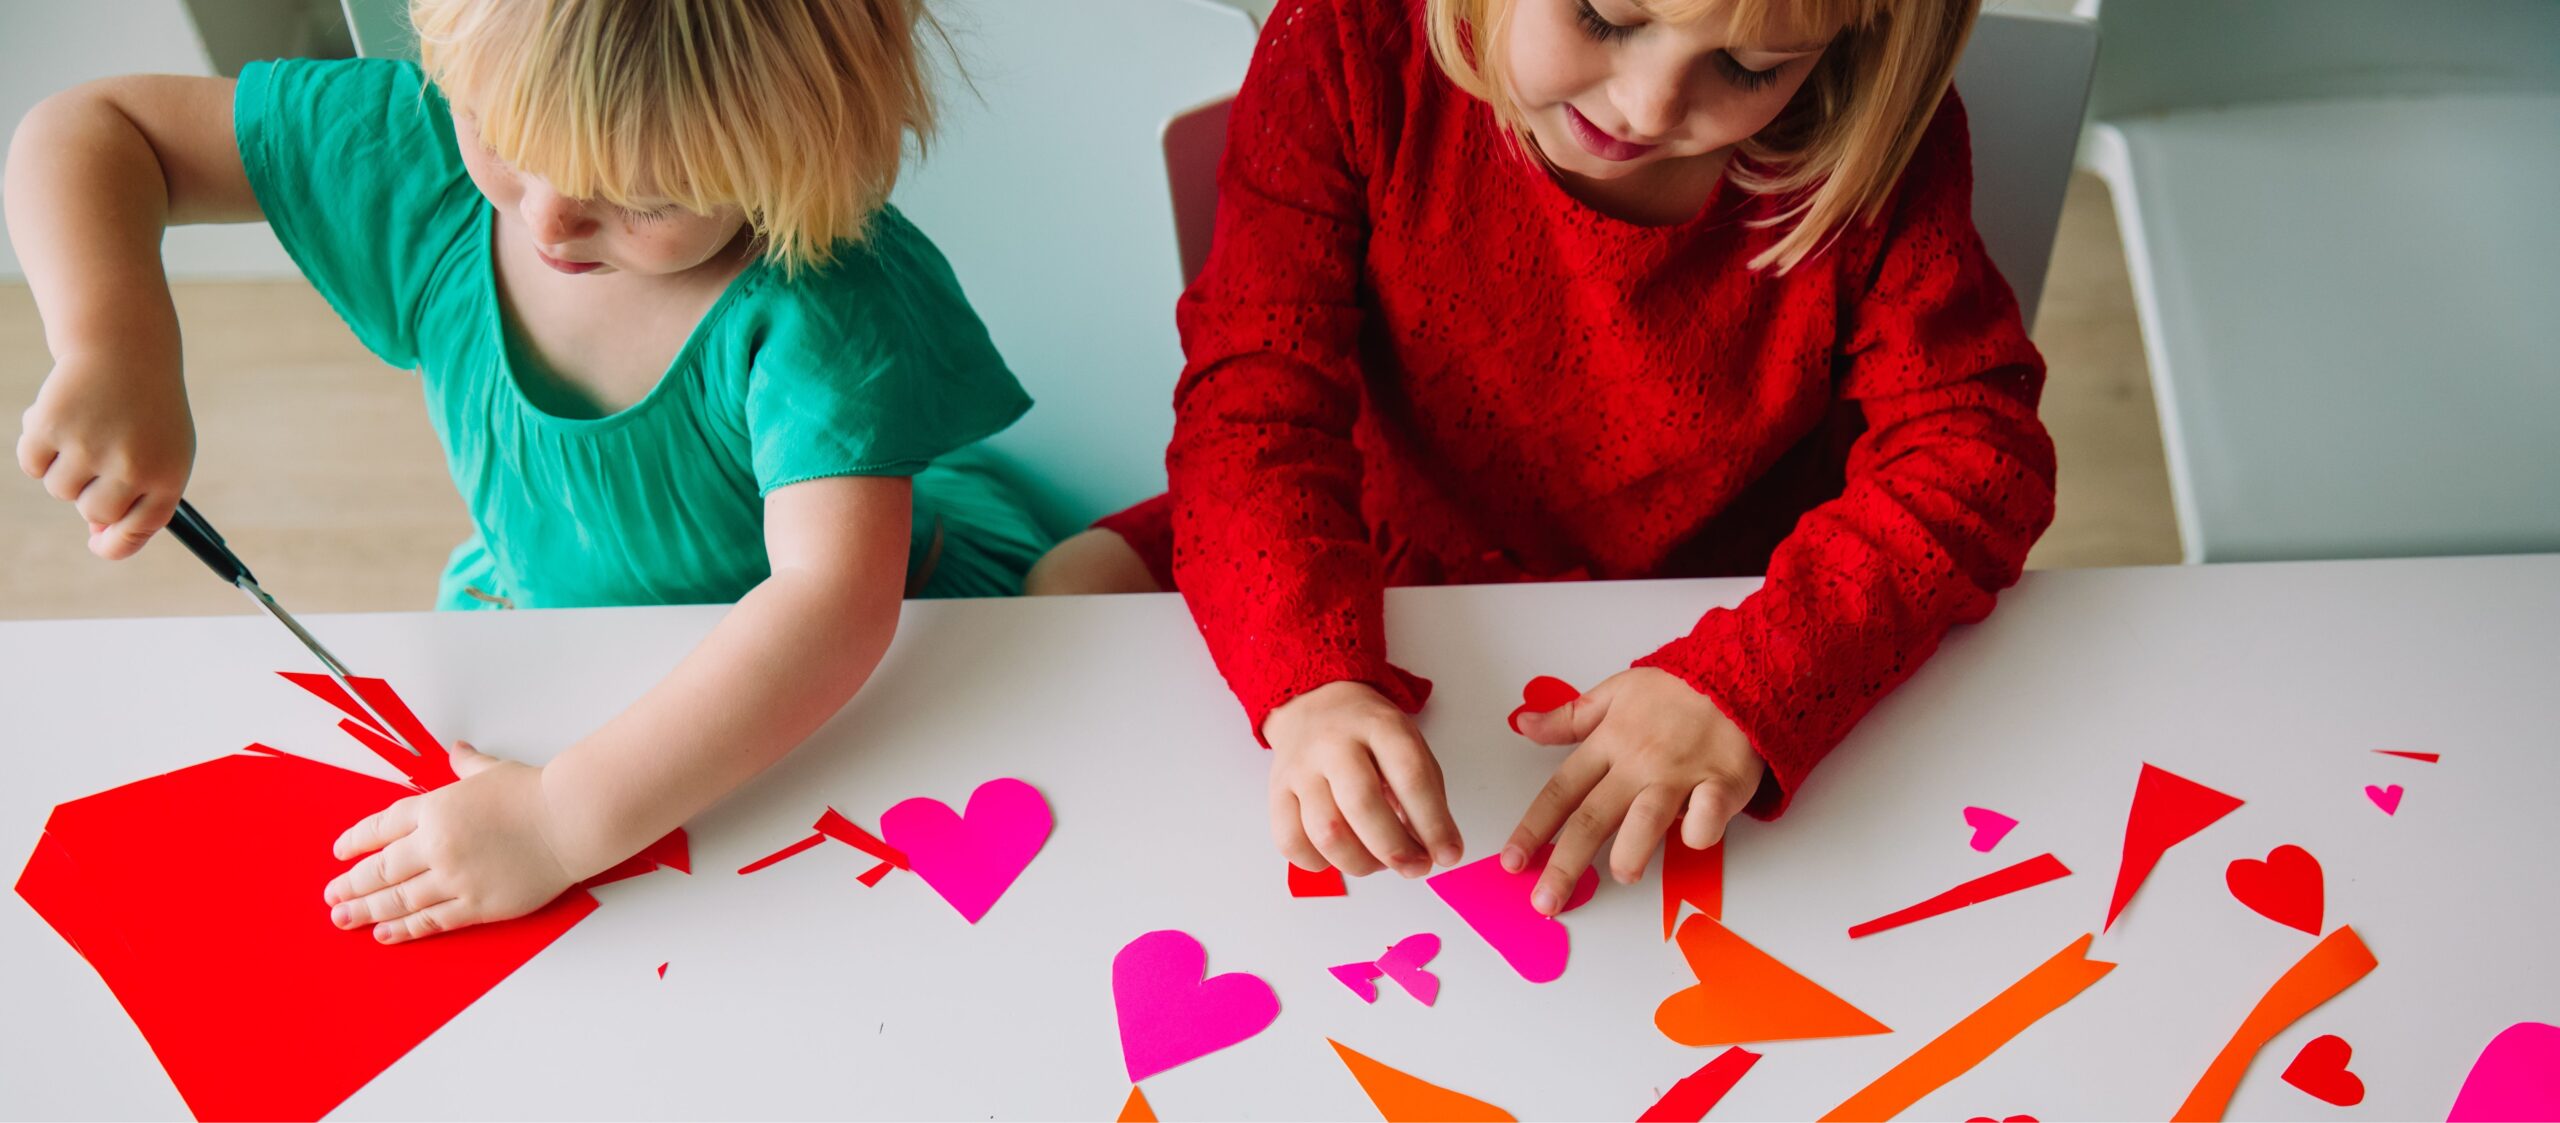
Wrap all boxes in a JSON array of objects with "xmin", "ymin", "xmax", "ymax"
[
  {"xmin": 617, "ymin": 205, "xmax": 672, "ymax": 224},
  {"xmin": 1571, "ymin": 0, "xmax": 1787, "ymax": 91}
]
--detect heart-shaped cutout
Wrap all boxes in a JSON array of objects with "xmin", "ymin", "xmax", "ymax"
[
  {"xmin": 1329, "ymin": 961, "xmax": 1384, "ymax": 1003},
  {"xmin": 2226, "ymin": 844, "xmax": 2324, "ymax": 934},
  {"xmin": 2365, "ymin": 784, "xmax": 2403, "ymax": 815},
  {"xmin": 1507, "ymin": 676, "xmax": 1581, "ymax": 734},
  {"xmin": 2450, "ymin": 1022, "xmax": 2560, "ymax": 1122},
  {"xmin": 879, "ymin": 777, "xmax": 1052, "ymax": 924},
  {"xmin": 1962, "ymin": 806, "xmax": 2018, "ymax": 852},
  {"xmin": 1428, "ymin": 846, "xmax": 1597, "ymax": 983},
  {"xmin": 1377, "ymin": 933, "xmax": 1442, "ymax": 1006},
  {"xmin": 1113, "ymin": 929, "xmax": 1280, "ymax": 1083},
  {"xmin": 2281, "ymin": 1033, "xmax": 2365, "ymax": 1106}
]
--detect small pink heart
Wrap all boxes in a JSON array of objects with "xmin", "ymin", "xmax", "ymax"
[
  {"xmin": 1376, "ymin": 933, "xmax": 1441, "ymax": 1006},
  {"xmin": 1113, "ymin": 930, "xmax": 1280, "ymax": 1083},
  {"xmin": 1962, "ymin": 806, "xmax": 2018, "ymax": 852},
  {"xmin": 879, "ymin": 778, "xmax": 1052, "ymax": 924},
  {"xmin": 2365, "ymin": 784, "xmax": 2403, "ymax": 815},
  {"xmin": 1329, "ymin": 960, "xmax": 1384, "ymax": 1003},
  {"xmin": 1428, "ymin": 846, "xmax": 1598, "ymax": 983}
]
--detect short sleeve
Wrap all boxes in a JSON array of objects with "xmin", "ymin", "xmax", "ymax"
[
  {"xmin": 233, "ymin": 58, "xmax": 480, "ymax": 371},
  {"xmin": 741, "ymin": 208, "xmax": 1032, "ymax": 492}
]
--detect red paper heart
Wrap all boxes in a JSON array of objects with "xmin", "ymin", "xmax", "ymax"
[
  {"xmin": 2225, "ymin": 844, "xmax": 2325, "ymax": 935},
  {"xmin": 2282, "ymin": 1034, "xmax": 2366, "ymax": 1106},
  {"xmin": 1507, "ymin": 676, "xmax": 1581, "ymax": 734}
]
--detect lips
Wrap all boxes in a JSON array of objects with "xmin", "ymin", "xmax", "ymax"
[
  {"xmin": 1563, "ymin": 105, "xmax": 1658, "ymax": 162},
  {"xmin": 535, "ymin": 247, "xmax": 602, "ymax": 274}
]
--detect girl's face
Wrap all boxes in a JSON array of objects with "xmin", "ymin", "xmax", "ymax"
[
  {"xmin": 451, "ymin": 108, "xmax": 750, "ymax": 278},
  {"xmin": 1505, "ymin": 0, "xmax": 1832, "ymax": 183}
]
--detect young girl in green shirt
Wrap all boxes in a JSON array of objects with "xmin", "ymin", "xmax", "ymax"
[{"xmin": 8, "ymin": 0, "xmax": 1044, "ymax": 940}]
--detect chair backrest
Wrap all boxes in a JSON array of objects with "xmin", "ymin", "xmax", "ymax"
[
  {"xmin": 2080, "ymin": 0, "xmax": 2560, "ymax": 122},
  {"xmin": 1168, "ymin": 12, "xmax": 2098, "ymax": 328}
]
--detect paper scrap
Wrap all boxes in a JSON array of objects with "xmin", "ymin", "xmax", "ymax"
[
  {"xmin": 1963, "ymin": 806, "xmax": 2019, "ymax": 852},
  {"xmin": 1657, "ymin": 914, "xmax": 1889, "ymax": 1047},
  {"xmin": 1662, "ymin": 833, "xmax": 1724, "ymax": 940},
  {"xmin": 2371, "ymin": 751, "xmax": 2439, "ymax": 762},
  {"xmin": 1329, "ymin": 1038, "xmax": 1515, "ymax": 1122},
  {"xmin": 1290, "ymin": 862, "xmax": 1349, "ymax": 898},
  {"xmin": 1822, "ymin": 933, "xmax": 2117, "ymax": 1122},
  {"xmin": 1638, "ymin": 1047, "xmax": 1760, "ymax": 1122},
  {"xmin": 2364, "ymin": 784, "xmax": 2403, "ymax": 815},
  {"xmin": 1847, "ymin": 853, "xmax": 2071, "ymax": 939},
  {"xmin": 1118, "ymin": 1085, "xmax": 1159, "ymax": 1122},
  {"xmin": 2105, "ymin": 764, "xmax": 2244, "ymax": 930}
]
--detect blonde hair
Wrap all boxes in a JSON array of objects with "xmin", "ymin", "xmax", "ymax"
[
  {"xmin": 1426, "ymin": 0, "xmax": 1976, "ymax": 272},
  {"xmin": 410, "ymin": 0, "xmax": 942, "ymax": 273}
]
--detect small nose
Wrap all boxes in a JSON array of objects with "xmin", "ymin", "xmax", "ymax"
[{"xmin": 519, "ymin": 179, "xmax": 599, "ymax": 245}]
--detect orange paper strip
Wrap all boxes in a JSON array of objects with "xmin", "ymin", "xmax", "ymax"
[
  {"xmin": 1821, "ymin": 933, "xmax": 2117, "ymax": 1122},
  {"xmin": 2172, "ymin": 926, "xmax": 2377, "ymax": 1122},
  {"xmin": 1330, "ymin": 1038, "xmax": 1516, "ymax": 1122}
]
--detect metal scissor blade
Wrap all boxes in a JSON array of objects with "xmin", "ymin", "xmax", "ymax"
[{"xmin": 239, "ymin": 580, "xmax": 423, "ymax": 756}]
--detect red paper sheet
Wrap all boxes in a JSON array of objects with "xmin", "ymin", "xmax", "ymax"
[
  {"xmin": 1662, "ymin": 834, "xmax": 1724, "ymax": 939},
  {"xmin": 1290, "ymin": 862, "xmax": 1349, "ymax": 897},
  {"xmin": 1847, "ymin": 853, "xmax": 2072, "ymax": 938},
  {"xmin": 2105, "ymin": 764, "xmax": 2243, "ymax": 930}
]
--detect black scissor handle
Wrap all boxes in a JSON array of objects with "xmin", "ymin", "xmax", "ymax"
[{"xmin": 166, "ymin": 499, "xmax": 257, "ymax": 588}]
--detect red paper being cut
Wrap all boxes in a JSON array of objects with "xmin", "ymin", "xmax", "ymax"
[{"xmin": 12, "ymin": 673, "xmax": 680, "ymax": 1122}]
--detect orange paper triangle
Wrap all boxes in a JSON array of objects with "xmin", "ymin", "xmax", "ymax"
[
  {"xmin": 1656, "ymin": 914, "xmax": 1890, "ymax": 1047},
  {"xmin": 1329, "ymin": 1039, "xmax": 1516, "ymax": 1121},
  {"xmin": 1118, "ymin": 1084, "xmax": 1158, "ymax": 1122}
]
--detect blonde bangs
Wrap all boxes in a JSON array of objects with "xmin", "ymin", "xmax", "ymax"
[
  {"xmin": 410, "ymin": 0, "xmax": 940, "ymax": 274},
  {"xmin": 1426, "ymin": 0, "xmax": 1977, "ymax": 272}
]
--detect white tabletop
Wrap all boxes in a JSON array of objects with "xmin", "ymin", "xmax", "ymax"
[{"xmin": 4, "ymin": 556, "xmax": 2556, "ymax": 1120}]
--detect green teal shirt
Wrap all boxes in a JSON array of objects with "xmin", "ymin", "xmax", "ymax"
[{"xmin": 233, "ymin": 58, "xmax": 1035, "ymax": 608}]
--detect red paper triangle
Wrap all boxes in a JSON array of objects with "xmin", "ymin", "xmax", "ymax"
[{"xmin": 2105, "ymin": 764, "xmax": 2244, "ymax": 930}]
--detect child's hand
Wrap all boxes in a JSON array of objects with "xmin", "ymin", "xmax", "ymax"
[
  {"xmin": 1262, "ymin": 680, "xmax": 1465, "ymax": 879},
  {"xmin": 1503, "ymin": 668, "xmax": 1763, "ymax": 915},
  {"xmin": 323, "ymin": 742, "xmax": 586, "ymax": 943},
  {"xmin": 18, "ymin": 351, "xmax": 194, "ymax": 560}
]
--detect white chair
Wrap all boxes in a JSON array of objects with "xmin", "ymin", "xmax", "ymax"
[{"xmin": 2078, "ymin": 0, "xmax": 2560, "ymax": 562}]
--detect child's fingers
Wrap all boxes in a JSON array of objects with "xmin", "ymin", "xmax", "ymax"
[
  {"xmin": 374, "ymin": 897, "xmax": 474, "ymax": 944},
  {"xmin": 1500, "ymin": 746, "xmax": 1607, "ymax": 872},
  {"xmin": 15, "ymin": 431, "xmax": 57, "ymax": 480},
  {"xmin": 72, "ymin": 476, "xmax": 139, "ymax": 532},
  {"xmin": 332, "ymin": 796, "xmax": 421, "ymax": 860},
  {"xmin": 334, "ymin": 873, "xmax": 448, "ymax": 931},
  {"xmin": 323, "ymin": 838, "xmax": 431, "ymax": 906},
  {"xmin": 1608, "ymin": 784, "xmax": 1685, "ymax": 884},
  {"xmin": 40, "ymin": 458, "xmax": 95, "ymax": 503},
  {"xmin": 447, "ymin": 740, "xmax": 503, "ymax": 778},
  {"xmin": 94, "ymin": 490, "xmax": 176, "ymax": 560},
  {"xmin": 1515, "ymin": 675, "xmax": 1620, "ymax": 746},
  {"xmin": 1269, "ymin": 788, "xmax": 1329, "ymax": 872},
  {"xmin": 1534, "ymin": 775, "xmax": 1633, "ymax": 915},
  {"xmin": 1329, "ymin": 760, "xmax": 1430, "ymax": 878},
  {"xmin": 1681, "ymin": 778, "xmax": 1749, "ymax": 850},
  {"xmin": 1298, "ymin": 782, "xmax": 1383, "ymax": 877},
  {"xmin": 1371, "ymin": 733, "xmax": 1464, "ymax": 867}
]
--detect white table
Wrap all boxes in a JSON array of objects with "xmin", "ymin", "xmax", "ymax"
[{"xmin": 5, "ymin": 556, "xmax": 2556, "ymax": 1120}]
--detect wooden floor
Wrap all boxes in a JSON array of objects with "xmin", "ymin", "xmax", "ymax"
[{"xmin": 0, "ymin": 173, "xmax": 2178, "ymax": 622}]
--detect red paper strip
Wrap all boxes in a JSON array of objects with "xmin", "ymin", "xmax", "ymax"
[
  {"xmin": 2372, "ymin": 751, "xmax": 2440, "ymax": 762},
  {"xmin": 1848, "ymin": 853, "xmax": 2072, "ymax": 938},
  {"xmin": 857, "ymin": 861, "xmax": 895, "ymax": 887},
  {"xmin": 581, "ymin": 829, "xmax": 692, "ymax": 889},
  {"xmin": 737, "ymin": 832, "xmax": 827, "ymax": 875},
  {"xmin": 1638, "ymin": 1047, "xmax": 1760, "ymax": 1122},
  {"xmin": 655, "ymin": 962, "xmax": 668, "ymax": 980},
  {"xmin": 1290, "ymin": 862, "xmax": 1349, "ymax": 897},
  {"xmin": 277, "ymin": 672, "xmax": 392, "ymax": 737},
  {"xmin": 1662, "ymin": 834, "xmax": 1724, "ymax": 939},
  {"xmin": 814, "ymin": 807, "xmax": 910, "ymax": 869},
  {"xmin": 2105, "ymin": 764, "xmax": 2244, "ymax": 930},
  {"xmin": 344, "ymin": 677, "xmax": 459, "ymax": 789}
]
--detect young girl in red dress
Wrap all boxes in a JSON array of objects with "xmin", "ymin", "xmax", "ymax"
[{"xmin": 1030, "ymin": 0, "xmax": 2054, "ymax": 915}]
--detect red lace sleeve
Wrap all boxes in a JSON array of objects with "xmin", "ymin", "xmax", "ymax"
[
  {"xmin": 1635, "ymin": 96, "xmax": 2059, "ymax": 816},
  {"xmin": 1166, "ymin": 0, "xmax": 1432, "ymax": 742}
]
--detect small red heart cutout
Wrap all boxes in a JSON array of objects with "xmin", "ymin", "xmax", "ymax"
[
  {"xmin": 1507, "ymin": 676, "xmax": 1581, "ymax": 734},
  {"xmin": 2226, "ymin": 844, "xmax": 2325, "ymax": 934},
  {"xmin": 2282, "ymin": 1033, "xmax": 2366, "ymax": 1106}
]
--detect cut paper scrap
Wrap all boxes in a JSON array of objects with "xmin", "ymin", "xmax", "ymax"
[
  {"xmin": 1329, "ymin": 1038, "xmax": 1516, "ymax": 1122},
  {"xmin": 1657, "ymin": 914, "xmax": 1889, "ymax": 1047},
  {"xmin": 583, "ymin": 827, "xmax": 692, "ymax": 889},
  {"xmin": 1118, "ymin": 1085, "xmax": 1159, "ymax": 1122},
  {"xmin": 2106, "ymin": 763, "xmax": 2245, "ymax": 930},
  {"xmin": 2224, "ymin": 845, "xmax": 2323, "ymax": 935},
  {"xmin": 1963, "ymin": 806, "xmax": 2019, "ymax": 852},
  {"xmin": 655, "ymin": 962, "xmax": 668, "ymax": 979},
  {"xmin": 1964, "ymin": 1117, "xmax": 2038, "ymax": 1122},
  {"xmin": 882, "ymin": 778, "xmax": 1052, "ymax": 924},
  {"xmin": 2172, "ymin": 925, "xmax": 2378, "ymax": 1122},
  {"xmin": 1428, "ymin": 846, "xmax": 1598, "ymax": 983},
  {"xmin": 13, "ymin": 674, "xmax": 648, "ymax": 1122},
  {"xmin": 1821, "ymin": 933, "xmax": 2117, "ymax": 1122},
  {"xmin": 1638, "ymin": 1047, "xmax": 1760, "ymax": 1122},
  {"xmin": 2365, "ymin": 784, "xmax": 2404, "ymax": 815},
  {"xmin": 1507, "ymin": 675, "xmax": 1581, "ymax": 734},
  {"xmin": 2372, "ymin": 750, "xmax": 2440, "ymax": 762},
  {"xmin": 2448, "ymin": 1022, "xmax": 2560, "ymax": 1122},
  {"xmin": 277, "ymin": 671, "xmax": 459, "ymax": 789},
  {"xmin": 1333, "ymin": 934, "xmax": 1442, "ymax": 1006},
  {"xmin": 1290, "ymin": 862, "xmax": 1349, "ymax": 897},
  {"xmin": 1662, "ymin": 834, "xmax": 1724, "ymax": 940},
  {"xmin": 2279, "ymin": 1034, "xmax": 2364, "ymax": 1106},
  {"xmin": 1847, "ymin": 853, "xmax": 2071, "ymax": 939},
  {"xmin": 1113, "ymin": 930, "xmax": 1280, "ymax": 1084},
  {"xmin": 736, "ymin": 832, "xmax": 827, "ymax": 875},
  {"xmin": 734, "ymin": 806, "xmax": 908, "ymax": 879}
]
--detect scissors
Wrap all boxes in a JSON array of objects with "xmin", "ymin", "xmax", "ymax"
[{"xmin": 163, "ymin": 499, "xmax": 421, "ymax": 756}]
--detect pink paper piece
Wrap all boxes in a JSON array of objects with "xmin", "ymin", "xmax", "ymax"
[
  {"xmin": 1331, "ymin": 961, "xmax": 1385, "ymax": 1003},
  {"xmin": 1428, "ymin": 847, "xmax": 1599, "ymax": 984},
  {"xmin": 1377, "ymin": 933, "xmax": 1442, "ymax": 1007},
  {"xmin": 1113, "ymin": 929, "xmax": 1281, "ymax": 1084},
  {"xmin": 2364, "ymin": 784, "xmax": 2404, "ymax": 815},
  {"xmin": 1963, "ymin": 806, "xmax": 2019, "ymax": 852},
  {"xmin": 879, "ymin": 778, "xmax": 1052, "ymax": 924},
  {"xmin": 2448, "ymin": 1022, "xmax": 2560, "ymax": 1122}
]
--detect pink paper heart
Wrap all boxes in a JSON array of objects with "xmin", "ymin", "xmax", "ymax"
[
  {"xmin": 1329, "ymin": 960, "xmax": 1385, "ymax": 1003},
  {"xmin": 1377, "ymin": 933, "xmax": 1442, "ymax": 1006},
  {"xmin": 1113, "ymin": 930, "xmax": 1280, "ymax": 1083},
  {"xmin": 2364, "ymin": 784, "xmax": 2403, "ymax": 815},
  {"xmin": 879, "ymin": 778, "xmax": 1052, "ymax": 924},
  {"xmin": 2449, "ymin": 1022, "xmax": 2560, "ymax": 1122},
  {"xmin": 1962, "ymin": 806, "xmax": 2018, "ymax": 852},
  {"xmin": 1427, "ymin": 846, "xmax": 1598, "ymax": 983}
]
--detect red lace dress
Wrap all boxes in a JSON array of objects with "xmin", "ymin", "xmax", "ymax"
[{"xmin": 1096, "ymin": 0, "xmax": 2057, "ymax": 815}]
